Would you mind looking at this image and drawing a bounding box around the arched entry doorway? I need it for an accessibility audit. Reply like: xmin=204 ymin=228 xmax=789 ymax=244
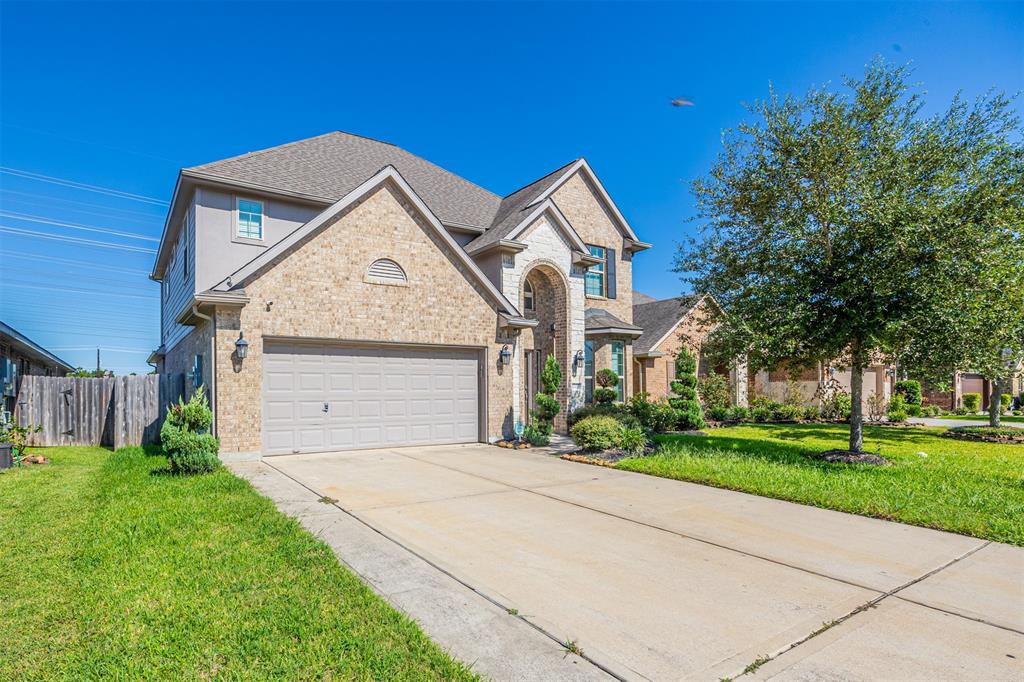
xmin=520 ymin=263 xmax=571 ymax=432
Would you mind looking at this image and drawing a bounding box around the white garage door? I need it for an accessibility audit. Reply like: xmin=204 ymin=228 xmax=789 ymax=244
xmin=263 ymin=343 xmax=480 ymax=455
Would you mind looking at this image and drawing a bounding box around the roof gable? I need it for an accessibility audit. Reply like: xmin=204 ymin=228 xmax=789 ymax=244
xmin=632 ymin=295 xmax=704 ymax=354
xmin=212 ymin=166 xmax=521 ymax=318
xmin=527 ymin=159 xmax=640 ymax=242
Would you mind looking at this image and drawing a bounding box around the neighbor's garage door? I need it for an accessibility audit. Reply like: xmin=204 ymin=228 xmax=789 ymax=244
xmin=263 ymin=343 xmax=480 ymax=455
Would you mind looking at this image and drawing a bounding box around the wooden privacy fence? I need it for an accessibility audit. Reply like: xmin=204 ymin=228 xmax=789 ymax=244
xmin=14 ymin=374 xmax=186 ymax=448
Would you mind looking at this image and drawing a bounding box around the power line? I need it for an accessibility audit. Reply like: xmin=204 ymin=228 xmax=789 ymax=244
xmin=0 ymin=188 xmax=165 ymax=220
xmin=1 ymin=123 xmax=179 ymax=163
xmin=3 ymin=250 xmax=151 ymax=275
xmin=0 ymin=225 xmax=157 ymax=253
xmin=0 ymin=167 xmax=169 ymax=206
xmin=2 ymin=282 xmax=157 ymax=300
xmin=0 ymin=210 xmax=160 ymax=242
xmin=48 ymin=347 xmax=153 ymax=353
xmin=10 ymin=270 xmax=157 ymax=289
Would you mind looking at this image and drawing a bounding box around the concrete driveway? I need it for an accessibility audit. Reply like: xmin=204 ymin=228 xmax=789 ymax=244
xmin=234 ymin=444 xmax=1022 ymax=681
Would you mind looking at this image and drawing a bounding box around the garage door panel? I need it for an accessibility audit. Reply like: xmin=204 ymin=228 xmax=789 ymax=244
xmin=263 ymin=343 xmax=480 ymax=455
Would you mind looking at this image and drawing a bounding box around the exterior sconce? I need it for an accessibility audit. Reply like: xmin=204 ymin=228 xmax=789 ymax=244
xmin=235 ymin=332 xmax=249 ymax=360
xmin=499 ymin=344 xmax=512 ymax=366
xmin=573 ymin=349 xmax=585 ymax=373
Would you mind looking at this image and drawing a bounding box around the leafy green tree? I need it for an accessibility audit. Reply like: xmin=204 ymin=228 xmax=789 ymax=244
xmin=677 ymin=59 xmax=1022 ymax=452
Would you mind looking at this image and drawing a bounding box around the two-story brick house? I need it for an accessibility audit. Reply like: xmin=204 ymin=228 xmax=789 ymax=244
xmin=150 ymin=132 xmax=649 ymax=457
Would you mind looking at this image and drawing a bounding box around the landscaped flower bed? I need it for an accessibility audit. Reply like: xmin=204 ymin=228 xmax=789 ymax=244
xmin=943 ymin=425 xmax=1024 ymax=444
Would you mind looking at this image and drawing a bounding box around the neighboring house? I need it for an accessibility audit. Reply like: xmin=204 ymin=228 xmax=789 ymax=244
xmin=921 ymin=364 xmax=1024 ymax=410
xmin=149 ymin=131 xmax=650 ymax=457
xmin=631 ymin=294 xmax=748 ymax=405
xmin=0 ymin=321 xmax=74 ymax=416
xmin=750 ymin=357 xmax=896 ymax=409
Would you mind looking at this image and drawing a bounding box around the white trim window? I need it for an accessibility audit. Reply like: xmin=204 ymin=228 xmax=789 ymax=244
xmin=236 ymin=198 xmax=264 ymax=240
xmin=523 ymin=279 xmax=535 ymax=314
xmin=584 ymin=341 xmax=595 ymax=403
xmin=611 ymin=341 xmax=625 ymax=401
xmin=585 ymin=244 xmax=606 ymax=296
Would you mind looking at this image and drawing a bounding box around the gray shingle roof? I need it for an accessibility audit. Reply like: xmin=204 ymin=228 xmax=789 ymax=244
xmin=466 ymin=160 xmax=578 ymax=252
xmin=585 ymin=308 xmax=642 ymax=333
xmin=632 ymin=291 xmax=657 ymax=304
xmin=186 ymin=131 xmax=502 ymax=229
xmin=632 ymin=295 xmax=700 ymax=353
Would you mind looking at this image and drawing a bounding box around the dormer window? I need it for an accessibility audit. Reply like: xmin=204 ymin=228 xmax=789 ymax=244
xmin=236 ymin=198 xmax=264 ymax=240
xmin=523 ymin=280 xmax=535 ymax=314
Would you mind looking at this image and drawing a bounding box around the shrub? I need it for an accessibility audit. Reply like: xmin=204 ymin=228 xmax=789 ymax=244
xmin=617 ymin=426 xmax=647 ymax=457
xmin=534 ymin=393 xmax=560 ymax=422
xmin=1001 ymin=393 xmax=1012 ymax=414
xmin=522 ymin=422 xmax=550 ymax=446
xmin=866 ymin=392 xmax=888 ymax=422
xmin=540 ymin=354 xmax=562 ymax=396
xmin=906 ymin=403 xmax=922 ymax=417
xmin=887 ymin=394 xmax=908 ymax=423
xmin=571 ymin=416 xmax=621 ymax=451
xmin=802 ymin=405 xmax=821 ymax=421
xmin=821 ymin=391 xmax=852 ymax=421
xmin=668 ymin=349 xmax=705 ymax=428
xmin=894 ymin=380 xmax=922 ymax=405
xmin=953 ymin=406 xmax=969 ymax=415
xmin=962 ymin=392 xmax=981 ymax=412
xmin=569 ymin=403 xmax=621 ymax=426
xmin=160 ymin=388 xmax=219 ymax=474
xmin=772 ymin=403 xmax=802 ymax=421
xmin=707 ymin=406 xmax=731 ymax=422
xmin=751 ymin=406 xmax=772 ymax=422
xmin=729 ymin=405 xmax=751 ymax=421
xmin=628 ymin=393 xmax=675 ymax=432
xmin=697 ymin=374 xmax=730 ymax=410
xmin=596 ymin=368 xmax=619 ymax=389
xmin=528 ymin=355 xmax=562 ymax=438
xmin=593 ymin=387 xmax=617 ymax=404
xmin=782 ymin=378 xmax=805 ymax=407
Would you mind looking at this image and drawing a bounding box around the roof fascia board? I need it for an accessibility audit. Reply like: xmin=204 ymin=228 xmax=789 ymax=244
xmin=524 ymin=159 xmax=640 ymax=241
xmin=212 ymin=166 xmax=521 ymax=317
xmin=585 ymin=326 xmax=644 ymax=338
xmin=0 ymin=322 xmax=75 ymax=372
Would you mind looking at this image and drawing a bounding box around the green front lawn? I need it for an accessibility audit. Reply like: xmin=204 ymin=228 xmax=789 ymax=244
xmin=0 ymin=446 xmax=476 ymax=681
xmin=617 ymin=424 xmax=1023 ymax=545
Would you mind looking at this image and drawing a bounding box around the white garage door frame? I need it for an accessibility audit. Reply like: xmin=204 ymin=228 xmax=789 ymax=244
xmin=261 ymin=337 xmax=489 ymax=456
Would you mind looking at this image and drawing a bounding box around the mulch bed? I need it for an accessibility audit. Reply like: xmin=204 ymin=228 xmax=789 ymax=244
xmin=561 ymin=444 xmax=656 ymax=467
xmin=812 ymin=449 xmax=890 ymax=465
xmin=942 ymin=429 xmax=1024 ymax=445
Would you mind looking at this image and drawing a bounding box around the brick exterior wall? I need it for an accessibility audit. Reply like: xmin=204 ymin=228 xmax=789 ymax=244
xmin=635 ymin=298 xmax=718 ymax=400
xmin=206 ymin=182 xmax=516 ymax=454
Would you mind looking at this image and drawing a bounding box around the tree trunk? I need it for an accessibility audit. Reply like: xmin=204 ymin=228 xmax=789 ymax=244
xmin=848 ymin=342 xmax=865 ymax=453
xmin=989 ymin=378 xmax=1002 ymax=428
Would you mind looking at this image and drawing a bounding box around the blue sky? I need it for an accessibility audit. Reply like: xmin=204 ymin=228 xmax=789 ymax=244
xmin=1 ymin=1 xmax=1021 ymax=375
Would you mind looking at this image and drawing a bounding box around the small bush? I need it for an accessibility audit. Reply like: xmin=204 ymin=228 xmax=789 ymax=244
xmin=923 ymin=405 xmax=943 ymax=417
xmin=569 ymin=403 xmax=625 ymax=426
xmin=571 ymin=416 xmax=621 ymax=451
xmin=707 ymin=406 xmax=731 ymax=422
xmin=534 ymin=393 xmax=560 ymax=421
xmin=617 ymin=426 xmax=647 ymax=457
xmin=674 ymin=404 xmax=706 ymax=430
xmin=752 ymin=406 xmax=773 ymax=422
xmin=821 ymin=391 xmax=852 ymax=421
xmin=626 ymin=393 xmax=676 ymax=432
xmin=1001 ymin=394 xmax=1011 ymax=413
xmin=596 ymin=368 xmax=619 ymax=389
xmin=887 ymin=394 xmax=908 ymax=422
xmin=669 ymin=349 xmax=704 ymax=427
xmin=772 ymin=403 xmax=802 ymax=421
xmin=697 ymin=374 xmax=730 ymax=410
xmin=962 ymin=392 xmax=981 ymax=412
xmin=160 ymin=388 xmax=219 ymax=474
xmin=593 ymin=387 xmax=618 ymax=404
xmin=894 ymin=380 xmax=922 ymax=405
xmin=802 ymin=405 xmax=821 ymax=420
xmin=522 ymin=422 xmax=550 ymax=446
xmin=729 ymin=405 xmax=751 ymax=421
xmin=906 ymin=403 xmax=922 ymax=417
xmin=953 ymin=406 xmax=969 ymax=416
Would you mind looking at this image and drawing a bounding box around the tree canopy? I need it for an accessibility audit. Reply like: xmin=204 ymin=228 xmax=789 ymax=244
xmin=677 ymin=59 xmax=1023 ymax=450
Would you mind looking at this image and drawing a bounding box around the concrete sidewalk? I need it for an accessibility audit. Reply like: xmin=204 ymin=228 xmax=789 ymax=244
xmin=910 ymin=416 xmax=1024 ymax=428
xmin=233 ymin=444 xmax=1023 ymax=681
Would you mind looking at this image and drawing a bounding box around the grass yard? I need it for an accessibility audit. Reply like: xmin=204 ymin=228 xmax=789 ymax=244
xmin=617 ymin=424 xmax=1024 ymax=545
xmin=0 ymin=446 xmax=476 ymax=681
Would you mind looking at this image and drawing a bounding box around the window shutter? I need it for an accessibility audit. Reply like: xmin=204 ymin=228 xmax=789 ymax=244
xmin=607 ymin=247 xmax=617 ymax=299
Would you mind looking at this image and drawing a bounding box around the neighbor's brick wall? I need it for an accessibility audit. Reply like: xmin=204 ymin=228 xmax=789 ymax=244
xmin=552 ymin=171 xmax=634 ymax=323
xmin=212 ymin=182 xmax=515 ymax=453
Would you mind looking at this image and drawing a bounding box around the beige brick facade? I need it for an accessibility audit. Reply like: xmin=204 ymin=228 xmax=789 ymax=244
xmin=634 ymin=298 xmax=718 ymax=400
xmin=199 ymin=182 xmax=515 ymax=454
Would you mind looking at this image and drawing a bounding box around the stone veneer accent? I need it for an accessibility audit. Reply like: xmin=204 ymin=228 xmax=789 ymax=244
xmin=206 ymin=182 xmax=516 ymax=454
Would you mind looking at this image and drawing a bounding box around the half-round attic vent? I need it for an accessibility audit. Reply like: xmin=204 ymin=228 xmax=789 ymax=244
xmin=366 ymin=258 xmax=407 ymax=284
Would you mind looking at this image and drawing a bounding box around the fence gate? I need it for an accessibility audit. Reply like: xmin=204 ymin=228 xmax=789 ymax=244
xmin=14 ymin=374 xmax=184 ymax=448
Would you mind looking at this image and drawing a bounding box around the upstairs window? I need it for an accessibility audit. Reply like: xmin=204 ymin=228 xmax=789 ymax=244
xmin=585 ymin=244 xmax=606 ymax=296
xmin=523 ymin=279 xmax=535 ymax=314
xmin=237 ymin=198 xmax=264 ymax=240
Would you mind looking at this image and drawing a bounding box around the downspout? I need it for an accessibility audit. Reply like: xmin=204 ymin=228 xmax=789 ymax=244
xmin=191 ymin=305 xmax=217 ymax=437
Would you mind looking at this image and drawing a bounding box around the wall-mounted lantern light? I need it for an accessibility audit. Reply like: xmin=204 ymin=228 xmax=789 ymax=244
xmin=499 ymin=344 xmax=512 ymax=366
xmin=573 ymin=349 xmax=585 ymax=374
xmin=235 ymin=332 xmax=249 ymax=360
